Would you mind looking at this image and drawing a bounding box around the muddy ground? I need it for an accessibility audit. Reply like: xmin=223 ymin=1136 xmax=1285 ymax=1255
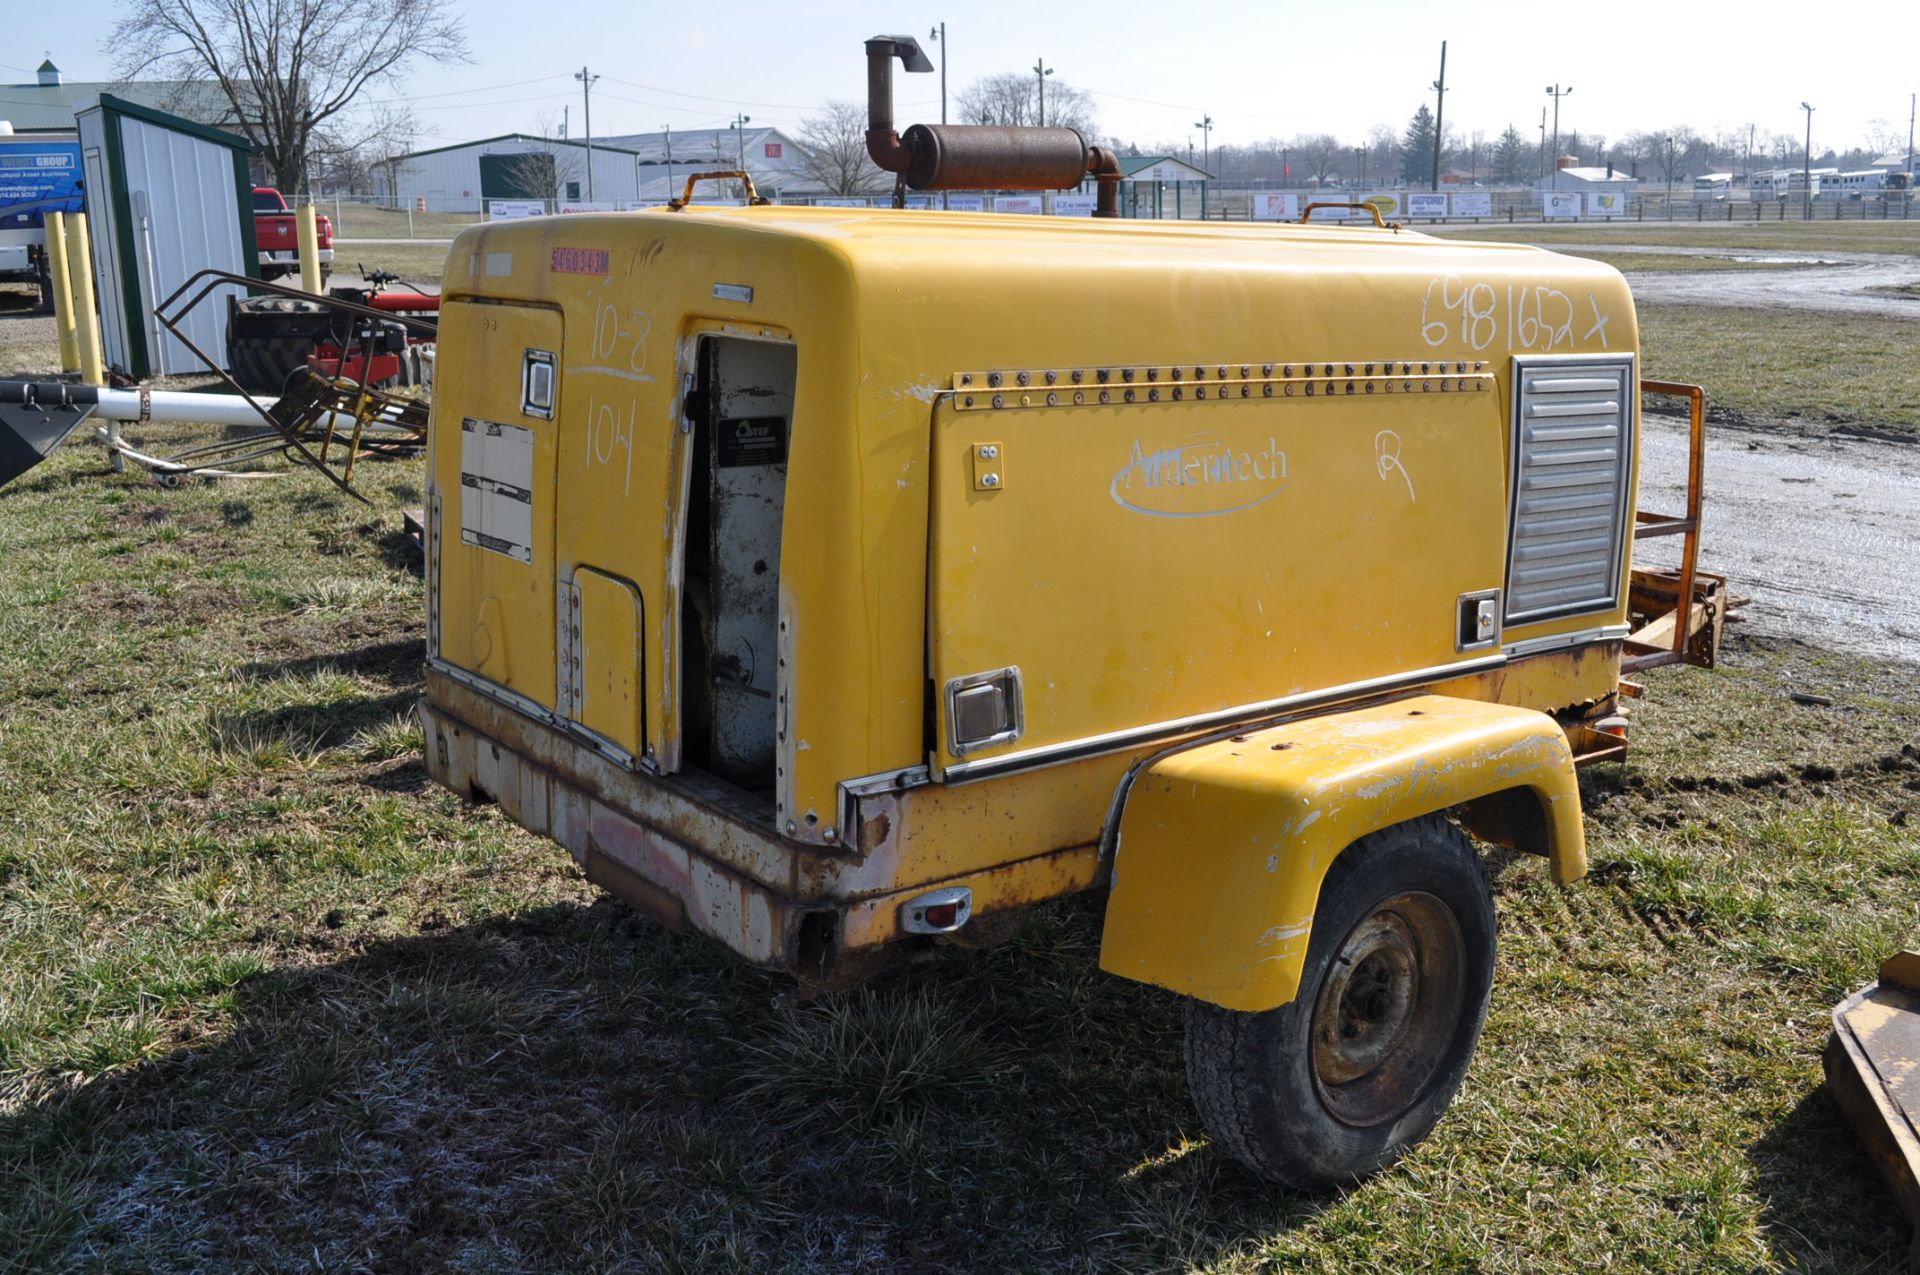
xmin=1562 ymin=243 xmax=1920 ymax=318
xmin=1639 ymin=414 xmax=1920 ymax=666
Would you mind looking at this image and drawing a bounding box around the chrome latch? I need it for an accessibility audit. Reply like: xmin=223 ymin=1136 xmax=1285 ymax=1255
xmin=946 ymin=666 xmax=1023 ymax=754
xmin=1457 ymin=589 xmax=1501 ymax=652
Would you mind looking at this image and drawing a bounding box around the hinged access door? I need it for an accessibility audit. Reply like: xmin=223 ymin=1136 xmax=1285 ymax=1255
xmin=431 ymin=300 xmax=563 ymax=708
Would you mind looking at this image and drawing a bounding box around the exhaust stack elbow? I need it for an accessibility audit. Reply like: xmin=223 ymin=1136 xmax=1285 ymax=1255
xmin=864 ymin=34 xmax=933 ymax=175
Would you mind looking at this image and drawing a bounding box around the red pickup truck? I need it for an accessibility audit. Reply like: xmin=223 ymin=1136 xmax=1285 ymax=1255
xmin=252 ymin=187 xmax=333 ymax=281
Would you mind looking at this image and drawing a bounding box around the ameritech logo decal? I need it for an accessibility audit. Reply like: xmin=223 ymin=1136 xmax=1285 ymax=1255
xmin=549 ymin=247 xmax=610 ymax=275
xmin=1110 ymin=434 xmax=1288 ymax=519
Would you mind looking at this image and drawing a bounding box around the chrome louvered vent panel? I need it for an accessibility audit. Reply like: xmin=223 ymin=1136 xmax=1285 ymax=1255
xmin=1504 ymin=355 xmax=1635 ymax=625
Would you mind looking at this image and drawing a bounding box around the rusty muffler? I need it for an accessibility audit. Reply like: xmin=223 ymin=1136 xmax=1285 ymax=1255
xmin=864 ymin=35 xmax=1121 ymax=216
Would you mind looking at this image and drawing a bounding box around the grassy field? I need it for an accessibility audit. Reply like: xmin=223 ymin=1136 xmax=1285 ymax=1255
xmin=2 ymin=413 xmax=1919 ymax=1271
xmin=1431 ymin=218 xmax=1920 ymax=256
xmin=1640 ymin=304 xmax=1920 ymax=432
xmin=321 ymin=201 xmax=482 ymax=242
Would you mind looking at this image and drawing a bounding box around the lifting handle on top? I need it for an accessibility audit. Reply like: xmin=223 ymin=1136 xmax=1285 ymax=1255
xmin=1298 ymin=201 xmax=1398 ymax=229
xmin=666 ymin=171 xmax=772 ymax=210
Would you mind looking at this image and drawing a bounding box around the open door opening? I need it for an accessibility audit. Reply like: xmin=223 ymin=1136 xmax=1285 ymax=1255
xmin=679 ymin=334 xmax=796 ymax=796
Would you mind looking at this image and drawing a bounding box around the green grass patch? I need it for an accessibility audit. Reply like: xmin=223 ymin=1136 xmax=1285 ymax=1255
xmin=1638 ymin=302 xmax=1920 ymax=431
xmin=1432 ymin=218 xmax=1920 ymax=256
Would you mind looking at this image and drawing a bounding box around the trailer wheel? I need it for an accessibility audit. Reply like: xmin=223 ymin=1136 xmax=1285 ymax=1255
xmin=1184 ymin=814 xmax=1494 ymax=1189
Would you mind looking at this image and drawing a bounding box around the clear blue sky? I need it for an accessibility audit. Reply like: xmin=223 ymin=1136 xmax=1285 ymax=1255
xmin=7 ymin=0 xmax=1916 ymax=157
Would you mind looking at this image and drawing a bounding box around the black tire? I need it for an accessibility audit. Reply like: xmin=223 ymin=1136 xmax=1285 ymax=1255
xmin=228 ymin=333 xmax=315 ymax=393
xmin=1184 ymin=813 xmax=1495 ymax=1189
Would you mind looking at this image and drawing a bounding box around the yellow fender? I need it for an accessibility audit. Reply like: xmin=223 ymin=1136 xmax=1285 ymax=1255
xmin=1099 ymin=693 xmax=1584 ymax=1012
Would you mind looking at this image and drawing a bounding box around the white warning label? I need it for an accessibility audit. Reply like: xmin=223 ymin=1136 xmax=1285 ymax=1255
xmin=459 ymin=416 xmax=534 ymax=562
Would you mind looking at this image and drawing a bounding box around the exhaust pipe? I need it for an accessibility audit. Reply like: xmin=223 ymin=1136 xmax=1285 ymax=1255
xmin=863 ymin=35 xmax=1122 ymax=217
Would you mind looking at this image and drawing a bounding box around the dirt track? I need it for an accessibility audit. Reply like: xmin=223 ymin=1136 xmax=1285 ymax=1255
xmin=1552 ymin=243 xmax=1920 ymax=318
xmin=1638 ymin=414 xmax=1920 ymax=666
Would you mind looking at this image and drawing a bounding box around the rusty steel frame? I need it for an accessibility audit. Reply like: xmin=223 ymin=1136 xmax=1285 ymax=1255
xmin=140 ymin=268 xmax=438 ymax=502
xmin=1623 ymin=379 xmax=1712 ymax=674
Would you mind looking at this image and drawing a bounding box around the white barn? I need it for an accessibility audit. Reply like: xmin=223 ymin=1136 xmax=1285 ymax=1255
xmin=377 ymin=134 xmax=645 ymax=213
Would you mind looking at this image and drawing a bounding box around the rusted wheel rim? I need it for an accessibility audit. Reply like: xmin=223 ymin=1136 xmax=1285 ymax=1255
xmin=1309 ymin=891 xmax=1465 ymax=1128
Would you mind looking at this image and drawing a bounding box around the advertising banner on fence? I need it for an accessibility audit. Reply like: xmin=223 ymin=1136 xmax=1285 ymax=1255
xmin=1542 ymin=192 xmax=1582 ymax=218
xmin=1406 ymin=192 xmax=1449 ymax=219
xmin=620 ymin=200 xmax=670 ymax=211
xmin=1250 ymin=192 xmax=1298 ymax=221
xmin=1364 ymin=191 xmax=1404 ymax=219
xmin=813 ymin=197 xmax=869 ymax=207
xmin=487 ymin=200 xmax=546 ymax=220
xmin=557 ymin=201 xmax=616 ymax=215
xmin=994 ymin=195 xmax=1043 ymax=214
xmin=1051 ymin=194 xmax=1097 ymax=217
xmin=941 ymin=194 xmax=987 ymax=212
xmin=1587 ymin=192 xmax=1627 ymax=218
xmin=1309 ymin=199 xmax=1350 ymax=220
xmin=1450 ymin=191 xmax=1492 ymax=218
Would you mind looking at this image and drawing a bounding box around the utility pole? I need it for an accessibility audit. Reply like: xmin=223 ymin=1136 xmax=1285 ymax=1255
xmin=1430 ymin=41 xmax=1448 ymax=192
xmin=1194 ymin=114 xmax=1213 ymax=175
xmin=1745 ymin=123 xmax=1753 ymax=188
xmin=575 ymin=67 xmax=600 ymax=202
xmin=1355 ymin=143 xmax=1366 ymax=190
xmin=1538 ymin=107 xmax=1547 ymax=180
xmin=730 ymin=113 xmax=752 ymax=171
xmin=561 ymin=104 xmax=568 ymax=140
xmin=662 ymin=123 xmax=673 ymax=203
xmin=1801 ymin=101 xmax=1814 ymax=220
xmin=1033 ymin=57 xmax=1053 ymax=126
xmin=1545 ymin=84 xmax=1572 ymax=190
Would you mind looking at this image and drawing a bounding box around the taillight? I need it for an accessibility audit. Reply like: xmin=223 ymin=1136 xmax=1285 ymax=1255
xmin=901 ymin=887 xmax=973 ymax=935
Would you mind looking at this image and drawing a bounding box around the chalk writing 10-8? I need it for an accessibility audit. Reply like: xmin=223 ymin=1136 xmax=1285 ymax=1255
xmin=1419 ymin=276 xmax=1596 ymax=352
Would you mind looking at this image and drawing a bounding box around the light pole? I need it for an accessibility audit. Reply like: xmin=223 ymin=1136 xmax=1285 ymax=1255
xmin=1355 ymin=144 xmax=1366 ymax=190
xmin=662 ymin=123 xmax=673 ymax=203
xmin=730 ymin=113 xmax=752 ymax=169
xmin=1194 ymin=114 xmax=1213 ymax=175
xmin=1033 ymin=58 xmax=1053 ymax=126
xmin=574 ymin=67 xmax=600 ymax=202
xmin=1430 ymin=40 xmax=1448 ymax=192
xmin=1801 ymin=101 xmax=1814 ymax=220
xmin=928 ymin=24 xmax=947 ymax=124
xmin=1545 ymin=84 xmax=1572 ymax=190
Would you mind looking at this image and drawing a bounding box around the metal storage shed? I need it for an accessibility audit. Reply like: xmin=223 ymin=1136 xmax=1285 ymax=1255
xmin=74 ymin=94 xmax=257 ymax=380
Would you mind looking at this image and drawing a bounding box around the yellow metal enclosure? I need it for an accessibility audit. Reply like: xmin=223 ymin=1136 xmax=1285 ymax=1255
xmin=420 ymin=203 xmax=1648 ymax=999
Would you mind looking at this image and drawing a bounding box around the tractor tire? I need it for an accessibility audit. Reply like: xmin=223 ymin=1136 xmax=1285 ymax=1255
xmin=226 ymin=297 xmax=328 ymax=393
xmin=1184 ymin=814 xmax=1495 ymax=1190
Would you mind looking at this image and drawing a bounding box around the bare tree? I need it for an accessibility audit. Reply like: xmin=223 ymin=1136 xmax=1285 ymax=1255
xmin=956 ymin=72 xmax=1099 ymax=138
xmin=796 ymin=100 xmax=888 ymax=196
xmin=109 ymin=0 xmax=470 ymax=192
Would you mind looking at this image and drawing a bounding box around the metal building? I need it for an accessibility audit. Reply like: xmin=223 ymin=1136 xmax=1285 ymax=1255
xmin=377 ymin=135 xmax=645 ymax=213
xmin=74 ymin=94 xmax=255 ymax=380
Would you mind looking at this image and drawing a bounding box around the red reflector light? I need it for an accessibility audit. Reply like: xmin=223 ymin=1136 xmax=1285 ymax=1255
xmin=922 ymin=902 xmax=959 ymax=929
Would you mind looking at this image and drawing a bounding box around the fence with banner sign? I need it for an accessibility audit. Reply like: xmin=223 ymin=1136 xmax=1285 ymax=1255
xmin=1450 ymin=192 xmax=1492 ymax=218
xmin=1587 ymin=192 xmax=1627 ymax=218
xmin=1406 ymin=192 xmax=1448 ymax=219
xmin=942 ymin=194 xmax=987 ymax=212
xmin=620 ymin=200 xmax=670 ymax=211
xmin=487 ymin=199 xmax=547 ymax=220
xmin=813 ymin=197 xmax=870 ymax=207
xmin=994 ymin=195 xmax=1043 ymax=215
xmin=557 ymin=201 xmax=616 ymax=215
xmin=1364 ymin=192 xmax=1405 ymax=219
xmin=1051 ymin=194 xmax=1097 ymax=217
xmin=1251 ymin=192 xmax=1298 ymax=221
xmin=1542 ymin=192 xmax=1582 ymax=219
